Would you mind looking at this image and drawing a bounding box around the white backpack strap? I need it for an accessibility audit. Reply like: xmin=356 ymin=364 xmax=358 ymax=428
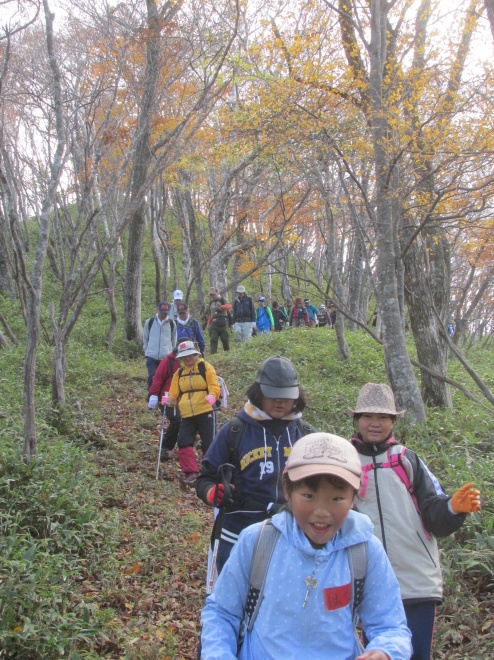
xmin=348 ymin=541 xmax=367 ymax=654
xmin=239 ymin=520 xmax=281 ymax=644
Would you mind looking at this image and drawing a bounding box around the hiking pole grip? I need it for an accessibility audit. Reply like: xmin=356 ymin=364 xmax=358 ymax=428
xmin=215 ymin=463 xmax=235 ymax=508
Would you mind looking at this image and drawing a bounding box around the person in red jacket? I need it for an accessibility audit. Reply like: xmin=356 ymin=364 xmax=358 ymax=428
xmin=148 ymin=348 xmax=181 ymax=460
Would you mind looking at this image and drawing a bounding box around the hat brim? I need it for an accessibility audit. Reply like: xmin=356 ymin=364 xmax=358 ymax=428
xmin=260 ymin=383 xmax=299 ymax=399
xmin=177 ymin=349 xmax=200 ymax=358
xmin=348 ymin=406 xmax=404 ymax=416
xmin=287 ymin=464 xmax=361 ymax=489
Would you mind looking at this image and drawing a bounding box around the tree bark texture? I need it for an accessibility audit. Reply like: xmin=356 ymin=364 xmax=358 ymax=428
xmin=124 ymin=0 xmax=162 ymax=342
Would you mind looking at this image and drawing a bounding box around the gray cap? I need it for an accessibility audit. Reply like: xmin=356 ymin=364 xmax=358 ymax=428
xmin=236 ymin=285 xmax=246 ymax=293
xmin=255 ymin=356 xmax=299 ymax=399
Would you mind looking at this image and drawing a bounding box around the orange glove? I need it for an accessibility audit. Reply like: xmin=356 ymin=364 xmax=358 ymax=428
xmin=450 ymin=482 xmax=481 ymax=514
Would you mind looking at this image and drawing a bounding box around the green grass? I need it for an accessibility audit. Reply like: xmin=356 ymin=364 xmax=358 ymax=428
xmin=1 ymin=306 xmax=493 ymax=657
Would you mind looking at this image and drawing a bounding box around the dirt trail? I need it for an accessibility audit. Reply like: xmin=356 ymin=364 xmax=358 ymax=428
xmin=87 ymin=373 xmax=215 ymax=658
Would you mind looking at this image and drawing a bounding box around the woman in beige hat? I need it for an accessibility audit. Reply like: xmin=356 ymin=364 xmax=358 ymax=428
xmin=350 ymin=383 xmax=481 ymax=660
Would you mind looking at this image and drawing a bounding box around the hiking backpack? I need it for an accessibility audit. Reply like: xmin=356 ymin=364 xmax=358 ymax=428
xmin=358 ymin=444 xmax=431 ymax=540
xmin=177 ymin=361 xmax=224 ymax=408
xmin=147 ymin=317 xmax=176 ymax=334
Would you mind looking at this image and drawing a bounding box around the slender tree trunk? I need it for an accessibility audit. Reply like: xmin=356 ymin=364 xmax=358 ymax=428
xmin=23 ymin=0 xmax=67 ymax=458
xmin=176 ymin=172 xmax=205 ymax=306
xmin=347 ymin=232 xmax=364 ymax=331
xmin=124 ymin=0 xmax=162 ymax=342
xmin=366 ymin=1 xmax=425 ymax=419
xmin=323 ymin=192 xmax=349 ymax=360
xmin=50 ymin=302 xmax=66 ymax=406
xmin=0 ymin=206 xmax=12 ymax=296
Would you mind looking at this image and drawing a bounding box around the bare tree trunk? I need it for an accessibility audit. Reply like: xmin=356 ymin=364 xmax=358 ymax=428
xmin=124 ymin=0 xmax=162 ymax=343
xmin=0 ymin=312 xmax=18 ymax=345
xmin=485 ymin=0 xmax=494 ymax=44
xmin=347 ymin=231 xmax=365 ymax=331
xmin=325 ymin=201 xmax=349 ymax=360
xmin=278 ymin=247 xmax=292 ymax=304
xmin=149 ymin=182 xmax=166 ymax=301
xmin=23 ymin=0 xmax=67 ymax=457
xmin=50 ymin=302 xmax=66 ymax=406
xmin=365 ymin=0 xmax=425 ymax=419
xmin=0 ymin=206 xmax=13 ymax=296
xmin=403 ymin=228 xmax=452 ymax=407
xmin=100 ymin=251 xmax=118 ymax=347
xmin=174 ymin=172 xmax=205 ymax=306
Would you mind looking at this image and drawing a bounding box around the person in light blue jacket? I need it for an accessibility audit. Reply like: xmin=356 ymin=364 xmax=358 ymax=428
xmin=201 ymin=432 xmax=411 ymax=660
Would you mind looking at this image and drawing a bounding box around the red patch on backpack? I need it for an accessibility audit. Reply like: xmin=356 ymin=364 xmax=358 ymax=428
xmin=323 ymin=583 xmax=351 ymax=611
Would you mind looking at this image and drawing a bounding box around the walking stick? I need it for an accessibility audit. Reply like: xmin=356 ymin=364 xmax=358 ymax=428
xmin=206 ymin=462 xmax=234 ymax=594
xmin=155 ymin=403 xmax=167 ymax=480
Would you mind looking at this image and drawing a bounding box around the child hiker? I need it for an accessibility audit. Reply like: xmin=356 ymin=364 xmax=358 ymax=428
xmin=196 ymin=356 xmax=315 ymax=576
xmin=164 ymin=340 xmax=220 ymax=485
xmin=350 ymin=383 xmax=481 ymax=660
xmin=200 ymin=432 xmax=412 ymax=659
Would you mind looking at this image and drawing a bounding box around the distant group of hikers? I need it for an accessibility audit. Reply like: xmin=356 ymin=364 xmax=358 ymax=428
xmin=142 ymin=286 xmax=482 ymax=660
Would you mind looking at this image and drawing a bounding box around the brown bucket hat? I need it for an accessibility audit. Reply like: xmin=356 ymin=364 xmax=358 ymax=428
xmin=349 ymin=383 xmax=404 ymax=416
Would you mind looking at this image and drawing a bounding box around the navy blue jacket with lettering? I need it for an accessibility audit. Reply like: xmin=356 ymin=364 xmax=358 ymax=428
xmin=197 ymin=406 xmax=313 ymax=545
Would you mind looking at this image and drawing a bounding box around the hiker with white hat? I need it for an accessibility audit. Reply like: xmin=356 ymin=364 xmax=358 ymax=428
xmin=164 ymin=341 xmax=220 ymax=485
xmin=168 ymin=289 xmax=184 ymax=321
xmin=232 ymin=285 xmax=256 ymax=342
xmin=201 ymin=432 xmax=412 ymax=659
xmin=350 ymin=383 xmax=481 ymax=660
xmin=316 ymin=304 xmax=332 ymax=328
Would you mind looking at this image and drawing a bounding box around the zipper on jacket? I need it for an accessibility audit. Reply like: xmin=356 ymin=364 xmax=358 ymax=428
xmin=274 ymin=438 xmax=280 ymax=502
xmin=416 ymin=531 xmax=437 ymax=567
xmin=373 ymin=458 xmax=387 ymax=551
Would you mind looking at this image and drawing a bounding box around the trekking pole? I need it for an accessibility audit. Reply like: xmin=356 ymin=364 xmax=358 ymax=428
xmin=206 ymin=462 xmax=234 ymax=594
xmin=155 ymin=397 xmax=168 ymax=480
xmin=212 ymin=404 xmax=218 ymax=437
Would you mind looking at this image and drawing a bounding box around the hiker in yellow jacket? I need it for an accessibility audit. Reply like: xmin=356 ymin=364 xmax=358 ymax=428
xmin=164 ymin=340 xmax=220 ymax=485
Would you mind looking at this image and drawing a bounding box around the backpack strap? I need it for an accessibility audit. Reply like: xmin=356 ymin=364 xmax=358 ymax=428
xmin=239 ymin=520 xmax=281 ymax=645
xmin=148 ymin=317 xmax=155 ymax=333
xmin=296 ymin=420 xmax=314 ymax=436
xmin=227 ymin=416 xmax=244 ymax=466
xmin=358 ymin=446 xmax=432 ymax=541
xmin=348 ymin=541 xmax=367 ymax=655
xmin=348 ymin=542 xmax=367 ymax=617
xmin=178 ymin=362 xmax=209 ymax=394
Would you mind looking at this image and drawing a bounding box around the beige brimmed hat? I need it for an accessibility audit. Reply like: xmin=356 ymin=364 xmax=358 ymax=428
xmin=285 ymin=433 xmax=361 ymax=489
xmin=350 ymin=383 xmax=404 ymax=415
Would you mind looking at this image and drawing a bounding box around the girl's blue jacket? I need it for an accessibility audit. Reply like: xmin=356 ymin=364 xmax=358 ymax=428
xmin=201 ymin=509 xmax=412 ymax=659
